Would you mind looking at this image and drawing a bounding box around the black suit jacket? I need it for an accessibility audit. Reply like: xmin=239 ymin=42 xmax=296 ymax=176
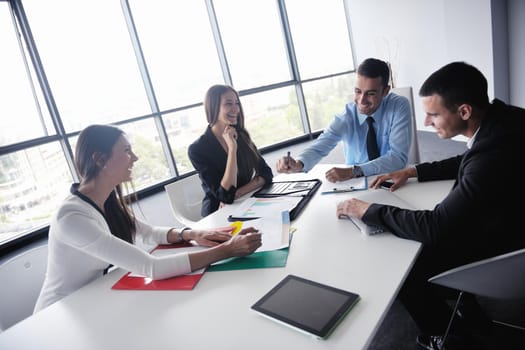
xmin=364 ymin=99 xmax=525 ymax=271
xmin=188 ymin=126 xmax=273 ymax=217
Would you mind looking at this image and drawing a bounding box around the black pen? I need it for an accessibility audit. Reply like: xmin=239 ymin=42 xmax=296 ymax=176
xmin=321 ymin=187 xmax=367 ymax=195
xmin=285 ymin=151 xmax=291 ymax=168
xmin=228 ymin=215 xmax=260 ymax=222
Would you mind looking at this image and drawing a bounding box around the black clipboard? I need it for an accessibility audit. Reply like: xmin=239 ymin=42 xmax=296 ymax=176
xmin=251 ymin=179 xmax=321 ymax=220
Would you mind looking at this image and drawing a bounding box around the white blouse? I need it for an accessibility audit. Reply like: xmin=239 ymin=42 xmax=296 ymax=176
xmin=34 ymin=194 xmax=191 ymax=312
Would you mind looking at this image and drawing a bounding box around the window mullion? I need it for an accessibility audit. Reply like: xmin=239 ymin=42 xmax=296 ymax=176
xmin=120 ymin=0 xmax=178 ymax=176
xmin=10 ymin=0 xmax=77 ymax=181
xmin=206 ymin=0 xmax=231 ymax=86
xmin=277 ymin=0 xmax=311 ymax=135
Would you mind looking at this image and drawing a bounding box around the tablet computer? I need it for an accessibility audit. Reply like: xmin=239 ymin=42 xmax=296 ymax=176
xmin=251 ymin=274 xmax=360 ymax=339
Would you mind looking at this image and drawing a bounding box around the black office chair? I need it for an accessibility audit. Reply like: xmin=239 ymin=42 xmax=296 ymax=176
xmin=428 ymin=248 xmax=525 ymax=349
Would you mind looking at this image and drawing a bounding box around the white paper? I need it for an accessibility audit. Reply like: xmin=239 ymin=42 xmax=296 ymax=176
xmin=321 ymin=176 xmax=367 ymax=193
xmin=230 ymin=197 xmax=301 ymax=219
xmin=248 ymin=215 xmax=290 ymax=252
xmin=211 ymin=212 xmax=290 ymax=265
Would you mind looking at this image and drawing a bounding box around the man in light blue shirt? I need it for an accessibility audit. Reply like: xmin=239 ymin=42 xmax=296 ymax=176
xmin=276 ymin=58 xmax=412 ymax=182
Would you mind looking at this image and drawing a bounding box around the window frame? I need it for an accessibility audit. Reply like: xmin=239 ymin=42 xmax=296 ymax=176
xmin=0 ymin=0 xmax=356 ymax=252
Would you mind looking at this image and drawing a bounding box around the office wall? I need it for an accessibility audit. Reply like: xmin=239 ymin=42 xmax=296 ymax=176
xmin=344 ymin=0 xmax=520 ymax=134
xmin=509 ymin=0 xmax=525 ymax=108
xmin=491 ymin=0 xmax=510 ymax=104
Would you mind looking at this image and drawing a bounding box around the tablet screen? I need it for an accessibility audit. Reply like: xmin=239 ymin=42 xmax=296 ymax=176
xmin=251 ymin=275 xmax=360 ymax=339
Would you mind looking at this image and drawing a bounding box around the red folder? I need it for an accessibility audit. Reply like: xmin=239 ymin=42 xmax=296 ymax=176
xmin=111 ymin=243 xmax=205 ymax=291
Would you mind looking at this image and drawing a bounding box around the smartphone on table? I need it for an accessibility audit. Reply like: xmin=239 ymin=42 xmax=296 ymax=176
xmin=380 ymin=181 xmax=394 ymax=190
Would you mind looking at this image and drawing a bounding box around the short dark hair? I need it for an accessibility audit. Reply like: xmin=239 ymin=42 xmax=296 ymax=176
xmin=419 ymin=61 xmax=490 ymax=112
xmin=357 ymin=58 xmax=390 ymax=89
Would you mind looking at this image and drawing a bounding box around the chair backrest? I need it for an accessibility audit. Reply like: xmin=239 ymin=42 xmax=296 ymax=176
xmin=0 ymin=239 xmax=48 ymax=332
xmin=164 ymin=173 xmax=204 ymax=227
xmin=391 ymin=86 xmax=421 ymax=165
xmin=429 ymin=248 xmax=525 ymax=300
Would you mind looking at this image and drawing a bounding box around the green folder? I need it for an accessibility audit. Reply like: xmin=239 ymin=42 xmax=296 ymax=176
xmin=207 ymin=248 xmax=289 ymax=272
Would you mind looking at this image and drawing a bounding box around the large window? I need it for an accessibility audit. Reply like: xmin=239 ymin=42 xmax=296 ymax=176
xmin=129 ymin=1 xmax=224 ymax=110
xmin=213 ymin=0 xmax=291 ymax=89
xmin=0 ymin=1 xmax=52 ymax=146
xmin=0 ymin=0 xmax=355 ymax=246
xmin=23 ymin=0 xmax=152 ymax=132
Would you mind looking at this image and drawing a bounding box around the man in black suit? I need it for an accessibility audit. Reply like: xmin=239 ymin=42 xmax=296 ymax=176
xmin=336 ymin=61 xmax=525 ymax=349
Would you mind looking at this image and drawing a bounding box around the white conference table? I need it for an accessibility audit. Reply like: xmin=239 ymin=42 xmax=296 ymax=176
xmin=0 ymin=164 xmax=453 ymax=350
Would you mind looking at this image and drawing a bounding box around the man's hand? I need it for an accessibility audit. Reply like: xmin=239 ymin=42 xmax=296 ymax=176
xmin=370 ymin=167 xmax=417 ymax=191
xmin=276 ymin=156 xmax=303 ymax=173
xmin=336 ymin=198 xmax=370 ymax=220
xmin=325 ymin=167 xmax=354 ymax=182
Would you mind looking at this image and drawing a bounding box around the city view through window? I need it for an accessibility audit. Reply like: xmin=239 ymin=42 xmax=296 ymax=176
xmin=0 ymin=0 xmax=356 ymax=245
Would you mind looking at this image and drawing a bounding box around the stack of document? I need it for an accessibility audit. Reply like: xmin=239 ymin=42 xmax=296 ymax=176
xmin=229 ymin=197 xmax=301 ymax=222
xmin=210 ymin=211 xmax=291 ymax=270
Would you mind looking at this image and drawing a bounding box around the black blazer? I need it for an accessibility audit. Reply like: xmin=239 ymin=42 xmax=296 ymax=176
xmin=188 ymin=126 xmax=273 ymax=217
xmin=363 ymin=99 xmax=525 ymax=271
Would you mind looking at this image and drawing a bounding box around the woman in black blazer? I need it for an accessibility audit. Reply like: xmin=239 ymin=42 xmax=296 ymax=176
xmin=188 ymin=85 xmax=273 ymax=217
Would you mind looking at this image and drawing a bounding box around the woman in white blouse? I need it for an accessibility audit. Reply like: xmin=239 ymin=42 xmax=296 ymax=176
xmin=34 ymin=124 xmax=261 ymax=312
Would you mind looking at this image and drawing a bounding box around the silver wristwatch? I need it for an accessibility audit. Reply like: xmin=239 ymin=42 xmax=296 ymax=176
xmin=178 ymin=227 xmax=191 ymax=242
xmin=352 ymin=165 xmax=364 ymax=178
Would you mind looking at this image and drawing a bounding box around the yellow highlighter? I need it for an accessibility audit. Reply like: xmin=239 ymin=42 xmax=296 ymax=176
xmin=230 ymin=221 xmax=243 ymax=236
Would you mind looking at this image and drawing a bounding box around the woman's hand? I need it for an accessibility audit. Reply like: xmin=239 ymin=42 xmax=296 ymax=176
xmin=222 ymin=227 xmax=262 ymax=257
xmin=186 ymin=226 xmax=261 ymax=250
xmin=187 ymin=228 xmax=233 ymax=247
xmin=235 ymin=175 xmax=265 ymax=199
xmin=336 ymin=198 xmax=370 ymax=220
xmin=222 ymin=124 xmax=238 ymax=151
xmin=186 ymin=226 xmax=261 ymax=271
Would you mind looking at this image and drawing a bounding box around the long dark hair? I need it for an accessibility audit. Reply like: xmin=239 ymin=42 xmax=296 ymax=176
xmin=75 ymin=124 xmax=136 ymax=243
xmin=204 ymin=85 xmax=261 ymax=181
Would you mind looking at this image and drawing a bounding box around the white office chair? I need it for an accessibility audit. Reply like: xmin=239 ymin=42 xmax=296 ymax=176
xmin=429 ymin=248 xmax=525 ymax=349
xmin=391 ymin=86 xmax=421 ymax=165
xmin=0 ymin=239 xmax=48 ymax=332
xmin=164 ymin=173 xmax=204 ymax=227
